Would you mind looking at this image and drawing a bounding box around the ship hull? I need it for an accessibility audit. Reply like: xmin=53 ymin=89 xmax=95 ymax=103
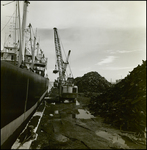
xmin=1 ymin=61 xmax=49 ymax=149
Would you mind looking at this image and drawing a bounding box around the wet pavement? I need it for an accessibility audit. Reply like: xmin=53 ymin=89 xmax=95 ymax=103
xmin=12 ymin=96 xmax=146 ymax=149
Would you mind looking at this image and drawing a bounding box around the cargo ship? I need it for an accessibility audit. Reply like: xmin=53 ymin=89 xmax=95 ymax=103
xmin=1 ymin=1 xmax=49 ymax=149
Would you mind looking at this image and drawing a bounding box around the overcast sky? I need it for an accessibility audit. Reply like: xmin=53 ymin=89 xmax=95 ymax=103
xmin=1 ymin=1 xmax=146 ymax=82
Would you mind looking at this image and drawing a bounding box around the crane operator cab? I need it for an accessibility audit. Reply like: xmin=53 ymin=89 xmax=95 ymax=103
xmin=61 ymin=77 xmax=78 ymax=103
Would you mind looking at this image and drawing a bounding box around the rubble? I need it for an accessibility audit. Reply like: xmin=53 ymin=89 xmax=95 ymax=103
xmin=88 ymin=60 xmax=146 ymax=137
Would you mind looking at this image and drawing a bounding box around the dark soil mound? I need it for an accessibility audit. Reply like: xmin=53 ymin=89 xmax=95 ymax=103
xmin=88 ymin=60 xmax=146 ymax=136
xmin=74 ymin=71 xmax=112 ymax=93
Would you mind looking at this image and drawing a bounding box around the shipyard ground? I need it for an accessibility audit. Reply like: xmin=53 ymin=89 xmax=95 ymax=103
xmin=29 ymin=95 xmax=145 ymax=149
xmin=12 ymin=95 xmax=146 ymax=149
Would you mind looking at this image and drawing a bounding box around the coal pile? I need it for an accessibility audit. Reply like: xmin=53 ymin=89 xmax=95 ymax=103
xmin=88 ymin=60 xmax=146 ymax=136
xmin=74 ymin=71 xmax=112 ymax=94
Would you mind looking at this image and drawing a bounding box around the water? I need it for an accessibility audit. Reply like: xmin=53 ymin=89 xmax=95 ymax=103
xmin=76 ymin=109 xmax=95 ymax=119
xmin=95 ymin=130 xmax=125 ymax=144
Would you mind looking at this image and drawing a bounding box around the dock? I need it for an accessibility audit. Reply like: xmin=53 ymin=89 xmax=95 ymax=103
xmin=12 ymin=95 xmax=146 ymax=149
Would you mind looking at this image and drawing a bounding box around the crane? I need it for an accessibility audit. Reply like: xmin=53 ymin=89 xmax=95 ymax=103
xmin=53 ymin=27 xmax=78 ymax=102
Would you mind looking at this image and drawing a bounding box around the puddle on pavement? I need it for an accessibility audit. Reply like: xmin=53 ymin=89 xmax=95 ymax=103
xmin=64 ymin=100 xmax=69 ymax=103
xmin=76 ymin=100 xmax=80 ymax=105
xmin=95 ymin=130 xmax=126 ymax=145
xmin=64 ymin=100 xmax=80 ymax=104
xmin=51 ymin=102 xmax=56 ymax=105
xmin=54 ymin=110 xmax=59 ymax=114
xmin=75 ymin=109 xmax=95 ymax=119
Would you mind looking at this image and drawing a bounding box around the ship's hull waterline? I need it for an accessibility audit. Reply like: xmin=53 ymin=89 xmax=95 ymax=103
xmin=1 ymin=61 xmax=49 ymax=148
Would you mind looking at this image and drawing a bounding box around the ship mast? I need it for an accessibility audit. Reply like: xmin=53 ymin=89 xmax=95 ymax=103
xmin=15 ymin=2 xmax=17 ymax=46
xmin=18 ymin=0 xmax=30 ymax=66
xmin=31 ymin=35 xmax=36 ymax=69
xmin=18 ymin=1 xmax=22 ymax=66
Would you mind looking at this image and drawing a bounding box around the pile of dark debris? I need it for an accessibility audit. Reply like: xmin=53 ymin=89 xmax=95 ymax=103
xmin=88 ymin=60 xmax=146 ymax=136
xmin=74 ymin=71 xmax=112 ymax=96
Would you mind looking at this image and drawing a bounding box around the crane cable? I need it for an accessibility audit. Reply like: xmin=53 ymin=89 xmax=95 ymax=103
xmin=61 ymin=40 xmax=74 ymax=78
xmin=28 ymin=25 xmax=38 ymax=51
xmin=68 ymin=63 xmax=74 ymax=78
xmin=58 ymin=31 xmax=74 ymax=78
xmin=1 ymin=1 xmax=16 ymax=32
xmin=1 ymin=5 xmax=17 ymax=48
xmin=2 ymin=1 xmax=15 ymax=6
xmin=57 ymin=31 xmax=68 ymax=79
xmin=1 ymin=8 xmax=17 ymax=32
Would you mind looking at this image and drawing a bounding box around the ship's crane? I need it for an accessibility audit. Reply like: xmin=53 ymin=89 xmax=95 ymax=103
xmin=53 ymin=27 xmax=71 ymax=84
xmin=53 ymin=27 xmax=78 ymax=102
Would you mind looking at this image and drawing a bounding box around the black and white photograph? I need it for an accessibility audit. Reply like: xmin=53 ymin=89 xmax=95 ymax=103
xmin=1 ymin=1 xmax=146 ymax=149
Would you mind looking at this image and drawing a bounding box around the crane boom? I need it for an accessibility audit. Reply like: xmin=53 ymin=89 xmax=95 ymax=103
xmin=53 ymin=27 xmax=65 ymax=83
